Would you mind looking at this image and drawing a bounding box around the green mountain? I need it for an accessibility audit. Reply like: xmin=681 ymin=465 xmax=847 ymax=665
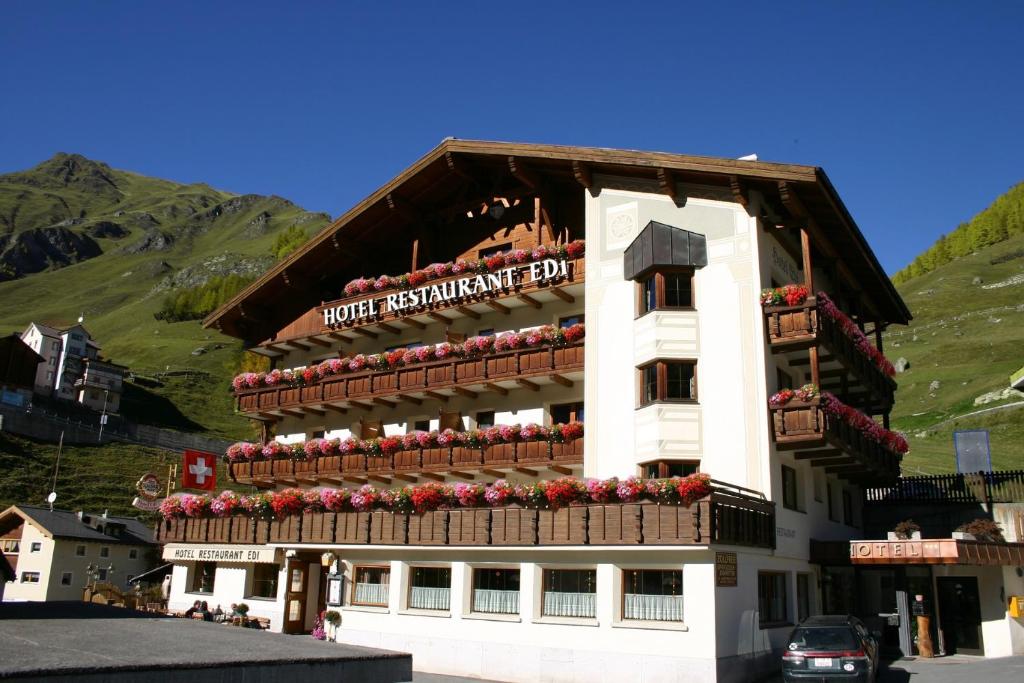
xmin=0 ymin=153 xmax=330 ymax=439
xmin=888 ymin=185 xmax=1024 ymax=474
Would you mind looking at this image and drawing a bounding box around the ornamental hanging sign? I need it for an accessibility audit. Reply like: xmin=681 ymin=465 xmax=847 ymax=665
xmin=132 ymin=473 xmax=163 ymax=512
xmin=322 ymin=257 xmax=570 ymax=327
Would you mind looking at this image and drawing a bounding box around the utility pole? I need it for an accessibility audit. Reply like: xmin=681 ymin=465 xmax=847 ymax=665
xmin=98 ymin=389 xmax=109 ymax=442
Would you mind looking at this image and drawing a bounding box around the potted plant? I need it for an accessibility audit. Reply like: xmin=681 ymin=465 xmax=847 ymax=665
xmin=953 ymin=518 xmax=1005 ymax=542
xmin=324 ymin=610 xmax=341 ymax=642
xmin=889 ymin=519 xmax=922 ymax=540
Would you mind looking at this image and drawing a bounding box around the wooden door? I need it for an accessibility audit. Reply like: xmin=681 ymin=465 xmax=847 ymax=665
xmin=283 ymin=560 xmax=308 ymax=634
xmin=937 ymin=577 xmax=984 ymax=655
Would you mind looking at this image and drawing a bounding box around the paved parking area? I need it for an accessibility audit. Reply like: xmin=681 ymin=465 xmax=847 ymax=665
xmin=877 ymin=655 xmax=1024 ymax=682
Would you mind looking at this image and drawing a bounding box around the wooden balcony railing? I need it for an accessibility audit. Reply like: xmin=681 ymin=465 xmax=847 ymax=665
xmin=229 ymin=438 xmax=584 ymax=486
xmin=771 ymin=399 xmax=901 ymax=482
xmin=155 ymin=489 xmax=775 ymax=549
xmin=234 ymin=342 xmax=585 ymax=415
xmin=764 ymin=297 xmax=895 ymax=409
xmin=864 ymin=470 xmax=1024 ymax=504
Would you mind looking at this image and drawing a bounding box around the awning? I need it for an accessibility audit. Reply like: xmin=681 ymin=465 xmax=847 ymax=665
xmin=163 ymin=544 xmax=279 ymax=564
xmin=849 ymin=539 xmax=1024 ymax=566
xmin=128 ymin=563 xmax=172 ymax=585
xmin=623 ymin=221 xmax=707 ymax=281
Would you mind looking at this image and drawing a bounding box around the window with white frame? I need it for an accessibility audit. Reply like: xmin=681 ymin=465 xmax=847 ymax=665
xmin=472 ymin=567 xmax=520 ymax=615
xmin=758 ymin=572 xmax=789 ymax=626
xmin=249 ymin=563 xmax=279 ymax=599
xmin=351 ymin=565 xmax=390 ymax=607
xmin=21 ymin=571 xmax=40 ymax=583
xmin=408 ymin=566 xmax=450 ymax=611
xmin=622 ymin=569 xmax=684 ymax=622
xmin=542 ymin=568 xmax=596 ymax=618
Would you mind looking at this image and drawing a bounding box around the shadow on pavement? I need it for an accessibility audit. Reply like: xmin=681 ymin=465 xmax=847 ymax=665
xmin=0 ymin=601 xmax=166 ymax=620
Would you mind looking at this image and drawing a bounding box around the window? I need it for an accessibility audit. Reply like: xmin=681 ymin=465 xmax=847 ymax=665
xmin=128 ymin=548 xmax=138 ymax=560
xmin=781 ymin=465 xmax=800 ymax=511
xmin=412 ymin=419 xmax=430 ymax=433
xmin=408 ymin=566 xmax=451 ymax=611
xmin=642 ymin=460 xmax=699 ymax=479
xmin=61 ymin=571 xmax=73 ymax=586
xmin=46 ymin=371 xmax=53 ymax=381
xmin=637 ymin=270 xmax=694 ymax=315
xmin=776 ymin=368 xmax=795 ymax=391
xmin=558 ymin=315 xmax=584 ymax=328
xmin=475 ymin=411 xmax=495 ymax=429
xmin=478 ymin=243 xmax=511 ymax=259
xmin=622 ymin=569 xmax=683 ymax=622
xmin=550 ymin=402 xmax=583 ymax=424
xmin=30 ymin=541 xmax=41 ymax=552
xmin=813 ymin=469 xmax=824 ymax=503
xmin=48 ymin=357 xmax=56 ymax=367
xmin=827 ymin=482 xmax=837 ymax=522
xmin=99 ymin=546 xmax=109 ymax=558
xmin=796 ymin=574 xmax=811 ymax=623
xmin=842 ymin=490 xmax=854 ymax=526
xmin=472 ymin=567 xmax=520 ymax=614
xmin=542 ymin=569 xmax=596 ymax=618
xmin=250 ymin=564 xmax=280 ymax=599
xmin=191 ymin=562 xmax=216 ymax=593
xmin=638 ymin=360 xmax=696 ymax=406
xmin=352 ymin=566 xmax=390 ymax=607
xmin=97 ymin=568 xmax=108 ymax=581
xmin=758 ymin=572 xmax=789 ymax=626
xmin=2 ymin=539 xmax=19 ymax=553
xmin=21 ymin=572 xmax=40 ymax=583
xmin=52 ymin=341 xmax=59 ymax=351
xmin=477 ymin=328 xmax=495 ymax=337
xmin=75 ymin=545 xmax=86 ymax=557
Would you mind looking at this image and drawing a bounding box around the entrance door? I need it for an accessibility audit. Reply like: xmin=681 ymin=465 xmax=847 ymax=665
xmin=857 ymin=568 xmax=901 ymax=656
xmin=937 ymin=577 xmax=984 ymax=655
xmin=284 ymin=560 xmax=308 ymax=634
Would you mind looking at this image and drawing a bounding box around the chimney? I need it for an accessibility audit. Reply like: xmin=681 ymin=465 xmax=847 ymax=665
xmin=102 ymin=509 xmax=108 ymax=519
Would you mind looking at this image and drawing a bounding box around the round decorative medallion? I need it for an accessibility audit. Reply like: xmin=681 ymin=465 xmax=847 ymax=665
xmin=136 ymin=473 xmax=162 ymax=501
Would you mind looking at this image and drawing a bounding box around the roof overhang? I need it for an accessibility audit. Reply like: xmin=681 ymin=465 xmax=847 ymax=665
xmin=814 ymin=538 xmax=1024 ymax=566
xmin=204 ymin=138 xmax=911 ymax=343
xmin=623 ymin=221 xmax=707 ymax=281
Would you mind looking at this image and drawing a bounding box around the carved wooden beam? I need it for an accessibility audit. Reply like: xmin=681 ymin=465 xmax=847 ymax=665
xmin=572 ymin=161 xmax=594 ymax=195
xmin=420 ymin=472 xmax=445 ymax=482
xmin=656 ymin=168 xmax=685 ymax=207
xmin=486 ymin=300 xmax=511 ymax=315
xmin=729 ymin=175 xmax=749 ymax=208
xmin=327 ymin=332 xmax=353 ymax=344
xmin=453 ymin=386 xmax=477 ymax=399
xmin=550 ymin=374 xmax=573 ymax=388
xmin=385 ymin=192 xmax=421 ymax=223
xmin=376 ymin=322 xmax=401 ymax=335
xmin=349 ymin=401 xmax=372 ymax=411
xmin=353 ymin=328 xmax=378 ymax=339
xmin=794 ymin=448 xmax=843 ymax=460
xmin=263 ymin=344 xmax=288 ymax=354
xmin=517 ymin=379 xmax=539 ymax=392
xmin=449 ymin=470 xmax=475 ymax=481
xmin=456 ymin=305 xmax=481 ymax=320
xmin=481 ymin=469 xmax=506 ymax=478
xmin=484 ymin=382 xmax=508 ymax=396
xmin=515 ymin=467 xmax=538 ymax=476
xmin=518 ymin=293 xmax=541 ymax=309
xmin=423 ymin=390 xmax=449 ymax=403
xmin=396 ymin=393 xmax=423 ymax=405
xmin=403 ymin=317 xmax=427 ymax=330
xmin=343 ymin=476 xmax=368 ymax=485
xmin=306 ymin=336 xmax=331 ymax=348
xmin=323 ymin=404 xmax=348 ymax=415
xmin=302 ymin=407 xmax=326 ymax=417
xmin=255 ymin=412 xmax=280 ymax=423
xmin=393 ymin=473 xmax=418 ymax=483
xmin=549 ymin=465 xmax=573 ymax=475
xmin=368 ymin=475 xmax=392 ymax=485
xmin=372 ymin=397 xmax=397 ymax=409
xmin=280 ymin=409 xmax=304 ymax=419
xmin=428 ymin=311 xmax=452 ymax=324
xmin=508 ymin=156 xmax=541 ymax=191
xmin=549 ymin=287 xmax=575 ymax=303
xmin=810 ymin=456 xmax=856 ymax=468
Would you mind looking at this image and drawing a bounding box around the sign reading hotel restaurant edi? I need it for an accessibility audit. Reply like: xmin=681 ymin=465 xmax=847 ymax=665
xmin=715 ymin=551 xmax=737 ymax=587
xmin=323 ymin=257 xmax=570 ymax=326
xmin=163 ymin=544 xmax=277 ymax=564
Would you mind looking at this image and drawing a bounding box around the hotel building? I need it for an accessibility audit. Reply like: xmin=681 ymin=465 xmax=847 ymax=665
xmin=160 ymin=140 xmax=917 ymax=681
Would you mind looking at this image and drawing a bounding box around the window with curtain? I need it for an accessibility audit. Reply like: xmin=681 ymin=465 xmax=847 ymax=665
xmin=472 ymin=567 xmax=520 ymax=615
xmin=637 ymin=269 xmax=695 ymax=315
xmin=352 ymin=566 xmax=390 ymax=607
xmin=409 ymin=566 xmax=451 ymax=611
xmin=638 ymin=361 xmax=697 ymax=406
xmin=190 ymin=562 xmax=216 ymax=593
xmin=622 ymin=569 xmax=684 ymax=622
xmin=249 ymin=564 xmax=279 ymax=599
xmin=542 ymin=569 xmax=596 ymax=618
xmin=642 ymin=460 xmax=699 ymax=479
xmin=758 ymin=572 xmax=789 ymax=625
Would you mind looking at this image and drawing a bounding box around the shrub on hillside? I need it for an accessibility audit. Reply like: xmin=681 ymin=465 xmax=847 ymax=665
xmin=154 ymin=274 xmax=253 ymax=322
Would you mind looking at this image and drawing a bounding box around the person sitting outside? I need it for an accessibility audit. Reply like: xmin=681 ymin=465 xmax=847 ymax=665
xmin=199 ymin=600 xmax=214 ymax=622
xmin=183 ymin=600 xmax=201 ymax=618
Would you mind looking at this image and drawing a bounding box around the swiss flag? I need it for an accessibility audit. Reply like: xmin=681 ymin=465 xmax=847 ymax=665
xmin=182 ymin=450 xmax=217 ymax=491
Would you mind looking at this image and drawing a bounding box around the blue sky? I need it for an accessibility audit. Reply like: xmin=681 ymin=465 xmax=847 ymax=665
xmin=1 ymin=1 xmax=1021 ymax=273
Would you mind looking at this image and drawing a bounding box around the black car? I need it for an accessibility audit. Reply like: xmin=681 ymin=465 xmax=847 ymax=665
xmin=782 ymin=615 xmax=880 ymax=682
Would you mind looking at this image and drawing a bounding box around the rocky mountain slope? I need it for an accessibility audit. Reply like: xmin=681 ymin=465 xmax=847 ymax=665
xmin=0 ymin=154 xmax=330 ymax=439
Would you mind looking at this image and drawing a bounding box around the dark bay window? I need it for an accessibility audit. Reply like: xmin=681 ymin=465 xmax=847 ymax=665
xmin=842 ymin=489 xmax=854 ymax=526
xmin=622 ymin=569 xmax=684 ymax=622
xmin=191 ymin=562 xmax=216 ymax=594
xmin=550 ymin=402 xmax=584 ymax=424
xmin=643 ymin=460 xmax=699 ymax=479
xmin=250 ymin=564 xmax=279 ymax=599
xmin=638 ymin=361 xmax=696 ymax=406
xmin=558 ymin=315 xmax=584 ymax=328
xmin=638 ymin=270 xmax=694 ymax=315
xmin=758 ymin=572 xmax=789 ymax=626
xmin=542 ymin=569 xmax=596 ymax=618
xmin=409 ymin=566 xmax=451 ymax=611
xmin=352 ymin=565 xmax=390 ymax=606
xmin=781 ymin=465 xmax=800 ymax=511
xmin=475 ymin=411 xmax=495 ymax=429
xmin=472 ymin=567 xmax=520 ymax=614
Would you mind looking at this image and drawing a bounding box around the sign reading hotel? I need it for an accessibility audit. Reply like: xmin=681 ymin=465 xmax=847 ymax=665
xmin=322 ymin=257 xmax=570 ymax=327
xmin=163 ymin=544 xmax=277 ymax=564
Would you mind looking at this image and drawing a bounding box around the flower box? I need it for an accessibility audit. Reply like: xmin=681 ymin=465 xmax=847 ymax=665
xmin=272 ymin=459 xmax=295 ymax=478
xmin=451 ymin=446 xmax=482 ymax=467
xmin=490 ymin=507 xmax=537 ymax=545
xmin=517 ymin=440 xmax=550 ymax=464
xmin=323 ymin=378 xmax=347 ymax=401
xmin=372 ymin=373 xmax=398 ymax=394
xmin=293 ymin=459 xmax=318 ymax=483
xmin=347 ymin=375 xmax=372 ymax=398
xmin=279 ymin=387 xmax=301 ymax=405
xmin=398 ymin=367 xmax=426 ymax=390
xmin=228 ymin=462 xmax=252 ymax=484
xmin=421 ymin=447 xmax=450 ymax=468
xmin=269 ymin=516 xmax=302 ymax=543
xmin=538 ymin=506 xmax=588 ymax=545
xmin=365 ymin=454 xmax=392 ymax=473
xmin=485 ymin=353 xmax=518 ymax=379
xmin=318 ymin=456 xmax=342 ymax=481
xmin=641 ymin=503 xmax=700 ymax=545
xmin=258 ymin=391 xmax=278 ymax=410
xmin=553 ymin=343 xmax=584 ymax=368
xmin=251 ymin=460 xmax=275 ymax=480
xmin=335 ymin=512 xmax=370 ymax=544
xmin=370 ymin=512 xmax=408 ymax=545
xmin=237 ymin=393 xmax=260 ymax=412
xmin=341 ymin=454 xmax=367 ymax=473
xmin=455 ymin=358 xmax=486 ymax=383
xmin=300 ymin=385 xmax=322 ymax=403
xmin=206 ymin=517 xmax=232 ymax=543
xmin=301 ymin=512 xmax=335 ymax=543
xmin=518 ymin=348 xmax=553 ymax=373
xmin=448 ymin=509 xmax=490 ymax=545
xmin=393 ymin=449 xmax=421 ymax=471
xmin=159 ymin=518 xmax=187 ymax=543
xmin=771 ymin=400 xmax=824 ymax=443
xmin=483 ymin=443 xmax=517 ymax=465
xmin=227 ymin=516 xmax=258 ymax=544
xmin=408 ymin=510 xmax=448 ymax=545
xmin=764 ymin=302 xmax=816 ymax=344
xmin=551 ymin=438 xmax=583 ymax=462
xmin=588 ymin=504 xmax=642 ymax=544
xmin=425 ymin=364 xmax=454 ymax=387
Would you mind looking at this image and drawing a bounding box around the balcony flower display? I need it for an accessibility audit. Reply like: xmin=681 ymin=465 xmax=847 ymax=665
xmin=320 ymin=487 xmax=350 ymax=512
xmin=616 ymin=476 xmax=645 ymax=503
xmin=210 ymin=491 xmax=241 ymax=517
xmin=338 ymin=239 xmax=585 ymax=300
xmin=816 ymin=292 xmax=896 ymax=377
xmin=261 ymin=440 xmax=288 ymax=460
xmin=270 ymin=488 xmax=305 ymax=518
xmin=760 ymin=284 xmax=809 ymax=307
xmin=485 ymin=479 xmax=514 ymax=506
xmin=542 ymin=477 xmax=588 ymax=509
xmin=180 ymin=494 xmax=210 ymax=518
xmin=159 ymin=496 xmax=184 ymax=520
xmin=586 ymin=477 xmax=619 ymax=503
xmin=225 ymin=442 xmax=259 ymax=463
xmin=303 ymin=439 xmax=324 ymax=461
xmin=436 ymin=429 xmax=459 ymax=447
xmin=350 ymin=484 xmax=379 ymax=512
xmin=241 ymin=492 xmax=273 ymax=519
xmin=454 ymin=482 xmax=486 ymax=507
xmin=302 ymin=489 xmax=325 ymax=512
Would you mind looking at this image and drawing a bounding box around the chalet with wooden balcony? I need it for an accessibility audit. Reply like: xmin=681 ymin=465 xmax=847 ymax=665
xmin=159 ymin=140 xmax=911 ymax=683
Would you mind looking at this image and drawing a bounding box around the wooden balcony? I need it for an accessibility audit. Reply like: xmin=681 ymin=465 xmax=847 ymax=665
xmin=764 ymin=297 xmax=895 ymax=412
xmin=155 ymin=486 xmax=775 ymax=549
xmin=235 ymin=342 xmax=585 ymax=417
xmin=229 ymin=437 xmax=584 ymax=487
xmin=771 ymin=399 xmax=901 ymax=483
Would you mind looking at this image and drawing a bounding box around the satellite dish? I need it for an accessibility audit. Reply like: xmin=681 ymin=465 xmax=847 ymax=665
xmin=46 ymin=492 xmax=57 ymax=511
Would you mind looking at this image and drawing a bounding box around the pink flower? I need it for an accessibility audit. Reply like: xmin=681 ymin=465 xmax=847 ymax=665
xmin=531 ymin=244 xmax=549 ymax=261
xmin=616 ymin=476 xmax=644 ymax=503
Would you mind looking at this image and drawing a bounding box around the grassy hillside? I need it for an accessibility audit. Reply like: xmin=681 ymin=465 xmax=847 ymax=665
xmin=0 ymin=154 xmax=330 ymax=439
xmin=888 ymin=232 xmax=1024 ymax=474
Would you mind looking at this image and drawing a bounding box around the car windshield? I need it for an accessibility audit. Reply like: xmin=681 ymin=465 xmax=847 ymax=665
xmin=788 ymin=626 xmax=859 ymax=651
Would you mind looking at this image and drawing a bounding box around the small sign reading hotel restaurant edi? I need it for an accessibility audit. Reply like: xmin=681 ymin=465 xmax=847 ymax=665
xmin=715 ymin=551 xmax=737 ymax=587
